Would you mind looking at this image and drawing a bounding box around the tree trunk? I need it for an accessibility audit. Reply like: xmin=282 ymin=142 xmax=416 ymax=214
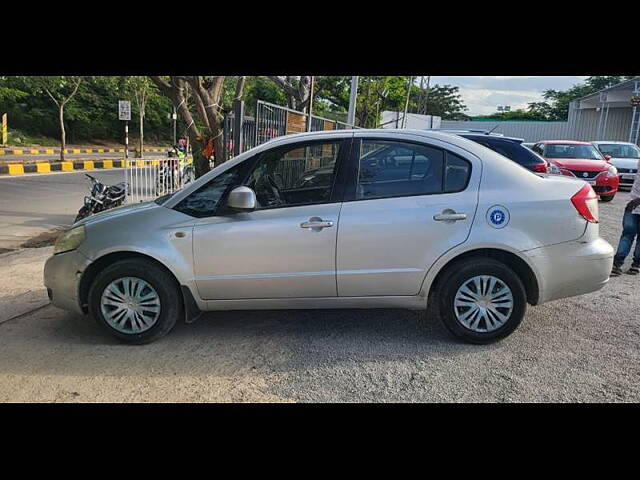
xmin=213 ymin=133 xmax=225 ymax=167
xmin=189 ymin=136 xmax=208 ymax=179
xmin=59 ymin=104 xmax=65 ymax=162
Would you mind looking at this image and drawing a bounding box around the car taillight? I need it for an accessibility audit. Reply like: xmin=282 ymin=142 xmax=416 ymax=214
xmin=533 ymin=163 xmax=548 ymax=173
xmin=571 ymin=184 xmax=599 ymax=223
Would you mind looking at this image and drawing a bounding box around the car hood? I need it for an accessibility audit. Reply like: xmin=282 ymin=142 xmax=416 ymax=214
xmin=546 ymin=157 xmax=608 ymax=171
xmin=609 ymin=157 xmax=640 ymax=170
xmin=73 ymin=201 xmax=158 ymax=227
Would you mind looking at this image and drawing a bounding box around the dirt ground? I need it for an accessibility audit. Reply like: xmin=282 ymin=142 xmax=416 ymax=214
xmin=0 ymin=191 xmax=638 ymax=403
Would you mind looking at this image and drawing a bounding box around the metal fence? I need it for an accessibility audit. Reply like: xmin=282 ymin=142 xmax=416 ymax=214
xmin=124 ymin=157 xmax=194 ymax=204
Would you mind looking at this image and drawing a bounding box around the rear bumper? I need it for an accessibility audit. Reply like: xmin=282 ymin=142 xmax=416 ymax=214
xmin=43 ymin=249 xmax=91 ymax=315
xmin=524 ymin=237 xmax=614 ymax=304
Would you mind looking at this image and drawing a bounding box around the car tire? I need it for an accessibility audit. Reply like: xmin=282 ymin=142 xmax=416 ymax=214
xmin=88 ymin=258 xmax=183 ymax=344
xmin=599 ymin=195 xmax=615 ymax=202
xmin=437 ymin=258 xmax=527 ymax=344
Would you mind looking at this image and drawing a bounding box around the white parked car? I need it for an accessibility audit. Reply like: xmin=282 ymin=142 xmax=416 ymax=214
xmin=45 ymin=129 xmax=614 ymax=345
xmin=592 ymin=141 xmax=640 ymax=189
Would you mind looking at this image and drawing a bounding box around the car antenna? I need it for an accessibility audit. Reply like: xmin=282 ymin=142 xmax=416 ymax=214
xmin=486 ymin=123 xmax=501 ymax=135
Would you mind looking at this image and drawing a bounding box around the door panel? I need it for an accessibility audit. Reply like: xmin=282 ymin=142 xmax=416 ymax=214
xmin=193 ymin=203 xmax=341 ymax=300
xmin=336 ymin=137 xmax=479 ymax=297
xmin=336 ymin=193 xmax=477 ymax=296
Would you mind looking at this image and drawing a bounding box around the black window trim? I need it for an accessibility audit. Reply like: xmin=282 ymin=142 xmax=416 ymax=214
xmin=342 ymin=137 xmax=472 ymax=203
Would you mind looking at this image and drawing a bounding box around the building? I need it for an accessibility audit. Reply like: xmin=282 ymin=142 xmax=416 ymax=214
xmin=568 ymin=77 xmax=640 ymax=144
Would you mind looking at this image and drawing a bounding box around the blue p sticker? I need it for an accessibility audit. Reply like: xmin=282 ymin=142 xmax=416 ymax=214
xmin=487 ymin=205 xmax=510 ymax=229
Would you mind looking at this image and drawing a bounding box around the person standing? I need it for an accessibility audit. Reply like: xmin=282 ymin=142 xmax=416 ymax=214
xmin=611 ymin=159 xmax=640 ymax=276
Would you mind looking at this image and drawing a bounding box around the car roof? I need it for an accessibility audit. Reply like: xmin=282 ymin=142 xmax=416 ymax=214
xmin=592 ymin=140 xmax=636 ymax=145
xmin=540 ymin=140 xmax=592 ymax=145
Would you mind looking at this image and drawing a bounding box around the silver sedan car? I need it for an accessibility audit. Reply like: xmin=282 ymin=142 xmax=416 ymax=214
xmin=44 ymin=129 xmax=614 ymax=344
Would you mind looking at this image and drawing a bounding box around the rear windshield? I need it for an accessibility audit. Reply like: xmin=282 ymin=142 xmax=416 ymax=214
xmin=463 ymin=136 xmax=544 ymax=166
xmin=596 ymin=143 xmax=640 ymax=159
xmin=545 ymin=144 xmax=603 ymax=160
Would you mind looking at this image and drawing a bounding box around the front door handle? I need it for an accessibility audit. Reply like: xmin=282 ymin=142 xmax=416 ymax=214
xmin=433 ymin=210 xmax=467 ymax=222
xmin=301 ymin=217 xmax=334 ymax=230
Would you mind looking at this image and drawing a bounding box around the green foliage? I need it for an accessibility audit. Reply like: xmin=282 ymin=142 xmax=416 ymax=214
xmin=0 ymin=76 xmax=174 ymax=145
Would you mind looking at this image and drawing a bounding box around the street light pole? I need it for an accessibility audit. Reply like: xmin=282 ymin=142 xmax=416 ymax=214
xmin=172 ymin=106 xmax=177 ymax=146
xmin=347 ymin=76 xmax=359 ymax=127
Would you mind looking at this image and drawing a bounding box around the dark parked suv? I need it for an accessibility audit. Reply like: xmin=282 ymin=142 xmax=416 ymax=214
xmin=453 ymin=132 xmax=550 ymax=173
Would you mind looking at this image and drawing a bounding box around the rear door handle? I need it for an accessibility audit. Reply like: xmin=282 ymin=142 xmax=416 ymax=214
xmin=301 ymin=217 xmax=334 ymax=230
xmin=433 ymin=211 xmax=467 ymax=222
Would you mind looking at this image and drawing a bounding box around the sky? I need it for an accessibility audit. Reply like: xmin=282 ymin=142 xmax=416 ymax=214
xmin=428 ymin=76 xmax=587 ymax=116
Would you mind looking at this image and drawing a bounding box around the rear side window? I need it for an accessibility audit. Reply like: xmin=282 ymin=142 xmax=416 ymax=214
xmin=444 ymin=152 xmax=471 ymax=193
xmin=356 ymin=140 xmax=444 ymax=200
xmin=355 ymin=140 xmax=471 ymax=200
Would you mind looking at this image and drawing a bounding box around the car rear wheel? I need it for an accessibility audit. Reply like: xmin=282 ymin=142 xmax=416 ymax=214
xmin=599 ymin=194 xmax=615 ymax=202
xmin=88 ymin=258 xmax=183 ymax=344
xmin=437 ymin=258 xmax=527 ymax=344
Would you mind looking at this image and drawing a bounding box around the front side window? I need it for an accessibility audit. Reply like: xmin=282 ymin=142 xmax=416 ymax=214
xmin=596 ymin=143 xmax=640 ymax=159
xmin=356 ymin=140 xmax=444 ymax=200
xmin=174 ymin=162 xmax=246 ymax=217
xmin=244 ymin=140 xmax=341 ymax=209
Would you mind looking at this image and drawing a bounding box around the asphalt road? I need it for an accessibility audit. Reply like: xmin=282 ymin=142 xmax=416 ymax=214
xmin=0 ymin=189 xmax=638 ymax=402
xmin=0 ymin=169 xmax=128 ymax=248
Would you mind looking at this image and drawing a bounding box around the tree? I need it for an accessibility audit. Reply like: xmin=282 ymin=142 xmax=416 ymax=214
xmin=149 ymin=76 xmax=246 ymax=178
xmin=125 ymin=77 xmax=153 ymax=158
xmin=27 ymin=76 xmax=83 ymax=161
xmin=267 ymin=76 xmax=314 ymax=111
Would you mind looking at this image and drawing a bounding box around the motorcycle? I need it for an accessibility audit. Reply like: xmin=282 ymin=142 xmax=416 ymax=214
xmin=75 ymin=173 xmax=128 ymax=223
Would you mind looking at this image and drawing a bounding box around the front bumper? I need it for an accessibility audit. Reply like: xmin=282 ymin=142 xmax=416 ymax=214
xmin=43 ymin=249 xmax=91 ymax=315
xmin=524 ymin=237 xmax=614 ymax=304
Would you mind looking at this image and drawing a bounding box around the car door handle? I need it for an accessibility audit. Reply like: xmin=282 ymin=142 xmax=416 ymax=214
xmin=433 ymin=211 xmax=467 ymax=222
xmin=300 ymin=218 xmax=334 ymax=230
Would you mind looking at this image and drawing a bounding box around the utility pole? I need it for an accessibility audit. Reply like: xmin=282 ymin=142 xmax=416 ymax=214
xmin=401 ymin=76 xmax=413 ymax=129
xmin=347 ymin=76 xmax=359 ymax=127
xmin=307 ymin=76 xmax=315 ymax=132
xmin=423 ymin=75 xmax=431 ymax=116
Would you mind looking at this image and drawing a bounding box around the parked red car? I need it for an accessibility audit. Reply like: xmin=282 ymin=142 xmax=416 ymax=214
xmin=531 ymin=140 xmax=619 ymax=202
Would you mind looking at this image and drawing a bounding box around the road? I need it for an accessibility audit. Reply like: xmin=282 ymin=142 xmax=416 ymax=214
xmin=0 ymin=188 xmax=638 ymax=402
xmin=0 ymin=169 xmax=127 ymax=248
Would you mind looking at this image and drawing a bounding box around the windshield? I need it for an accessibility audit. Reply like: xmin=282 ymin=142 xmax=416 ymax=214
xmin=596 ymin=143 xmax=640 ymax=159
xmin=544 ymin=144 xmax=603 ymax=160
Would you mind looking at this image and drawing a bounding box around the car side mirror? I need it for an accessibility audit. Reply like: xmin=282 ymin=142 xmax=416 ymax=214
xmin=227 ymin=186 xmax=256 ymax=211
xmin=604 ymin=154 xmax=612 ymax=162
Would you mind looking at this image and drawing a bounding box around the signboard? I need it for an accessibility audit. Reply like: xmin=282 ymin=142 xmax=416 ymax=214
xmin=118 ymin=100 xmax=131 ymax=121
xmin=1 ymin=113 xmax=6 ymax=146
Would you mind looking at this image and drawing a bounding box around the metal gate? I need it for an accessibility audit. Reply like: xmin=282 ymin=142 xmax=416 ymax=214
xmin=124 ymin=157 xmax=194 ymax=204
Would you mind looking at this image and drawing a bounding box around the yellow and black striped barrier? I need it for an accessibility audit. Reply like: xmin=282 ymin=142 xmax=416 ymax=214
xmin=0 ymin=147 xmax=169 ymax=156
xmin=0 ymin=157 xmax=192 ymax=176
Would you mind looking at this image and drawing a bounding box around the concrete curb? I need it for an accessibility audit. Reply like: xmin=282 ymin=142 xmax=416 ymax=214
xmin=0 ymin=159 xmax=149 ymax=176
xmin=0 ymin=147 xmax=168 ymax=156
xmin=0 ymin=157 xmax=193 ymax=176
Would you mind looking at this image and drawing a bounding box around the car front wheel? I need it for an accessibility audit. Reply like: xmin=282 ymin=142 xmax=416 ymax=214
xmin=88 ymin=258 xmax=183 ymax=344
xmin=599 ymin=194 xmax=615 ymax=202
xmin=438 ymin=258 xmax=527 ymax=344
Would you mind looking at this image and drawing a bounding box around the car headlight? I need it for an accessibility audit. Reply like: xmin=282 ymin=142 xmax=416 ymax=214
xmin=608 ymin=165 xmax=618 ymax=175
xmin=54 ymin=226 xmax=86 ymax=255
